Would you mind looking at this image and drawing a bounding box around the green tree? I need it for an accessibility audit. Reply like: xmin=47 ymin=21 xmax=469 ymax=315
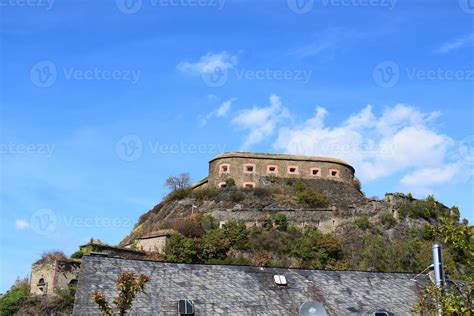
xmin=91 ymin=272 xmax=150 ymax=316
xmin=0 ymin=278 xmax=29 ymax=316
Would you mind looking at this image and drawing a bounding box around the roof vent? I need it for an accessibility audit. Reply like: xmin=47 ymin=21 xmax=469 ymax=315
xmin=273 ymin=275 xmax=287 ymax=286
xmin=178 ymin=299 xmax=194 ymax=316
xmin=299 ymin=301 xmax=327 ymax=316
xmin=373 ymin=312 xmax=389 ymax=316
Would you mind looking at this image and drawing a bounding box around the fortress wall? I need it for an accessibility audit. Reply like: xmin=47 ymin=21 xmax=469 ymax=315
xmin=208 ymin=154 xmax=354 ymax=188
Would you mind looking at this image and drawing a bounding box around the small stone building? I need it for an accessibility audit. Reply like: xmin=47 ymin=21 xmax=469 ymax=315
xmin=192 ymin=152 xmax=355 ymax=189
xmin=79 ymin=240 xmax=148 ymax=260
xmin=134 ymin=230 xmax=173 ymax=253
xmin=30 ymin=258 xmax=80 ymax=296
xmin=73 ymin=254 xmax=427 ymax=315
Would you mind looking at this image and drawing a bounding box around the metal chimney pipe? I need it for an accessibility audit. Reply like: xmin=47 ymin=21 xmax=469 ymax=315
xmin=432 ymin=243 xmax=446 ymax=288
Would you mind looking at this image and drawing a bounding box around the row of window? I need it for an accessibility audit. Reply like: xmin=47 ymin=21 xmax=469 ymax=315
xmin=218 ymin=163 xmax=341 ymax=178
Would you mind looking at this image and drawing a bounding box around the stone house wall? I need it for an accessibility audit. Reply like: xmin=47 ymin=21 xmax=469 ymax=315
xmin=207 ymin=153 xmax=355 ymax=189
xmin=30 ymin=260 xmax=80 ymax=296
xmin=136 ymin=235 xmax=169 ymax=253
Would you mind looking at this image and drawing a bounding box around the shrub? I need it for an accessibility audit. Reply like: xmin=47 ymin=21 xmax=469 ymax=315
xmin=421 ymin=224 xmax=434 ymax=240
xmin=274 ymin=213 xmax=288 ymax=231
xmin=378 ymin=212 xmax=396 ymax=229
xmin=253 ymin=187 xmax=272 ymax=198
xmin=260 ymin=215 xmax=273 ymax=230
xmin=91 ymin=272 xmax=150 ymax=316
xmin=70 ymin=250 xmax=83 ymax=259
xmin=355 ymin=216 xmax=370 ymax=230
xmin=230 ymin=190 xmax=245 ymax=203
xmin=293 ymin=189 xmax=330 ymax=207
xmin=164 ymin=233 xmax=199 ymax=263
xmin=352 ymin=177 xmax=362 ymax=191
xmin=192 ymin=188 xmax=218 ymax=201
xmin=200 ymin=229 xmax=231 ymax=261
xmin=0 ymin=278 xmax=29 ymax=316
xmin=225 ymin=178 xmax=236 ymax=187
xmin=222 ymin=220 xmax=249 ymax=249
xmin=165 ymin=188 xmax=191 ymax=201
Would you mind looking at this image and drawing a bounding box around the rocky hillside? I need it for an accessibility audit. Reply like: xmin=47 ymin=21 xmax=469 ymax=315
xmin=116 ymin=179 xmax=473 ymax=281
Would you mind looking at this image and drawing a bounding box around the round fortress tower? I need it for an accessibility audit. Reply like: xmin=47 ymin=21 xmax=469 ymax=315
xmin=206 ymin=152 xmax=355 ymax=189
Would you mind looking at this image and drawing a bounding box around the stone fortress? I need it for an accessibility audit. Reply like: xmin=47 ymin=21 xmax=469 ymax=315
xmin=193 ymin=152 xmax=356 ymax=189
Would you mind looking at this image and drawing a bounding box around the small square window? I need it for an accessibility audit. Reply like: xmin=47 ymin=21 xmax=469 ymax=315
xmin=288 ymin=166 xmax=299 ymax=174
xmin=311 ymin=168 xmax=321 ymax=176
xmin=243 ymin=164 xmax=256 ymax=174
xmin=267 ymin=165 xmax=278 ymax=174
xmin=329 ymin=169 xmax=340 ymax=178
xmin=243 ymin=182 xmax=255 ymax=189
xmin=219 ymin=164 xmax=230 ymax=175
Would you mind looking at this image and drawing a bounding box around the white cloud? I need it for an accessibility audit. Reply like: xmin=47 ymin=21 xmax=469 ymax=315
xmin=15 ymin=219 xmax=30 ymax=230
xmin=232 ymin=94 xmax=290 ymax=149
xmin=401 ymin=164 xmax=462 ymax=188
xmin=177 ymin=52 xmax=237 ymax=75
xmin=434 ymin=32 xmax=474 ymax=54
xmin=198 ymin=98 xmax=237 ymax=127
xmin=292 ymin=27 xmax=364 ymax=58
xmin=216 ymin=98 xmax=235 ymax=117
xmin=273 ymin=103 xmax=467 ymax=192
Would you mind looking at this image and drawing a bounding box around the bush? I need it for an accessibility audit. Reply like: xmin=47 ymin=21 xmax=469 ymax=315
xmin=253 ymin=187 xmax=272 ymax=198
xmin=274 ymin=213 xmax=288 ymax=231
xmin=352 ymin=177 xmax=362 ymax=191
xmin=0 ymin=278 xmax=29 ymax=316
xmin=70 ymin=250 xmax=83 ymax=259
xmin=225 ymin=178 xmax=236 ymax=187
xmin=192 ymin=188 xmax=218 ymax=201
xmin=230 ymin=190 xmax=245 ymax=203
xmin=222 ymin=220 xmax=249 ymax=249
xmin=165 ymin=188 xmax=191 ymax=201
xmin=355 ymin=216 xmax=370 ymax=230
xmin=164 ymin=233 xmax=199 ymax=263
xmin=421 ymin=224 xmax=434 ymax=240
xmin=378 ymin=212 xmax=396 ymax=229
xmin=293 ymin=189 xmax=330 ymax=207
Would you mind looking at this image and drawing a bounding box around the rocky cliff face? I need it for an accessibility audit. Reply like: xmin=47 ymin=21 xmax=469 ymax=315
xmin=120 ymin=178 xmax=404 ymax=247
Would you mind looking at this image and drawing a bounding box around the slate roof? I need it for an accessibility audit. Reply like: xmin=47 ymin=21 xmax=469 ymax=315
xmin=73 ymin=254 xmax=427 ymax=315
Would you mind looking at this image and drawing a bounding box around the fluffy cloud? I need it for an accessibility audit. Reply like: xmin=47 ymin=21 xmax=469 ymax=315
xmin=232 ymin=94 xmax=290 ymax=149
xmin=272 ymin=102 xmax=468 ymax=192
xmin=177 ymin=52 xmax=237 ymax=74
xmin=433 ymin=32 xmax=474 ymax=54
xmin=15 ymin=219 xmax=30 ymax=230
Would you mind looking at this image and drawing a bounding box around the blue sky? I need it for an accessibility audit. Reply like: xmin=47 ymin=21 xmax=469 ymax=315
xmin=0 ymin=0 xmax=473 ymax=292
